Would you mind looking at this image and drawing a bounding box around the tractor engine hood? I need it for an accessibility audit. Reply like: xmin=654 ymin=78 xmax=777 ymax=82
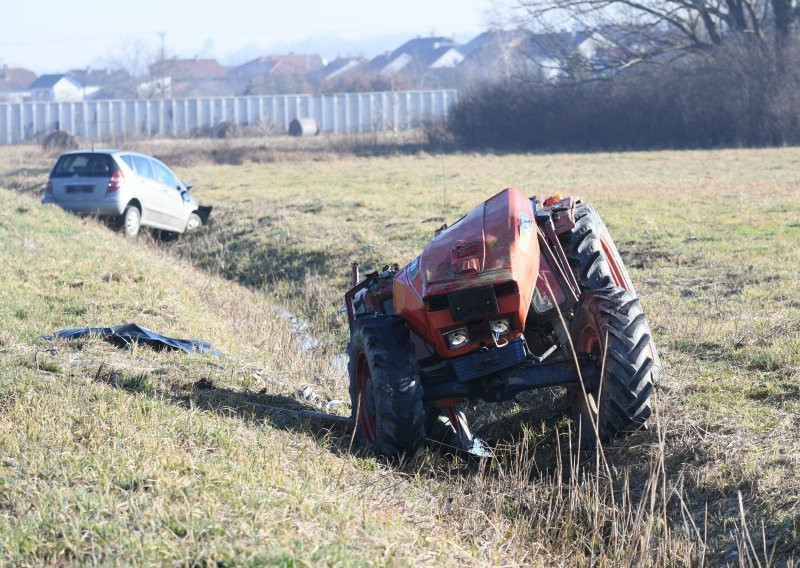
xmin=421 ymin=187 xmax=538 ymax=297
xmin=391 ymin=187 xmax=541 ymax=358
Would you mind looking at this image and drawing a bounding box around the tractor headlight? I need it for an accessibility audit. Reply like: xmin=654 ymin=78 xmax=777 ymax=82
xmin=446 ymin=328 xmax=469 ymax=349
xmin=489 ymin=319 xmax=511 ymax=335
xmin=532 ymin=286 xmax=555 ymax=314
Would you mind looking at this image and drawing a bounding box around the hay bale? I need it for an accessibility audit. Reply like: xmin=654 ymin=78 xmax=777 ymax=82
xmin=188 ymin=125 xmax=214 ymax=138
xmin=42 ymin=130 xmax=78 ymax=151
xmin=289 ymin=118 xmax=320 ymax=137
xmin=214 ymin=121 xmax=243 ymax=139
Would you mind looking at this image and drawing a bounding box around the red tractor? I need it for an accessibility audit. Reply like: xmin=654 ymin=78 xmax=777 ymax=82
xmin=345 ymin=188 xmax=659 ymax=459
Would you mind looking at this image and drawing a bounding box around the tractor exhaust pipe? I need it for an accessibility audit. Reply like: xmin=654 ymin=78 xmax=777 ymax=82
xmin=350 ymin=262 xmax=359 ymax=286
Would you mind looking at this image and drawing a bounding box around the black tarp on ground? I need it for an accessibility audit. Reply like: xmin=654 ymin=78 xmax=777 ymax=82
xmin=49 ymin=323 xmax=218 ymax=355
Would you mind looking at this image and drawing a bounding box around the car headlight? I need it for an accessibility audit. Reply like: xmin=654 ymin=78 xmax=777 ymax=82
xmin=446 ymin=328 xmax=469 ymax=349
xmin=489 ymin=319 xmax=511 ymax=335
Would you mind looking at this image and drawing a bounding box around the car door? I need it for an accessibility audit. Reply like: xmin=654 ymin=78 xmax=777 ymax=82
xmin=130 ymin=155 xmax=169 ymax=227
xmin=149 ymin=158 xmax=189 ymax=232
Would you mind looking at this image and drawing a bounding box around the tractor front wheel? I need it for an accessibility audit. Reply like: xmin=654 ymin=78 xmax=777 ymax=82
xmin=348 ymin=315 xmax=426 ymax=460
xmin=569 ymin=287 xmax=654 ymax=447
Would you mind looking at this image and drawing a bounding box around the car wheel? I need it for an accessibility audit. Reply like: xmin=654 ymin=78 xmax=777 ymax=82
xmin=122 ymin=205 xmax=141 ymax=238
xmin=185 ymin=212 xmax=202 ymax=232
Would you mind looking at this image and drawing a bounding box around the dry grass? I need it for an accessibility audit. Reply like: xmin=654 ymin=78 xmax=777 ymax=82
xmin=129 ymin=131 xmax=433 ymax=167
xmin=0 ymin=191 xmax=476 ymax=565
xmin=0 ymin=139 xmax=799 ymax=565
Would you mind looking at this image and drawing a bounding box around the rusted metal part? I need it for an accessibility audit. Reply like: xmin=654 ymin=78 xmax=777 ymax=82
xmin=543 ymin=218 xmax=581 ymax=296
xmin=344 ymin=272 xmax=375 ymax=329
xmin=364 ymin=272 xmax=395 ymax=315
xmin=537 ymin=229 xmax=579 ymax=304
xmin=344 ymin=264 xmax=401 ymax=328
xmin=534 ymin=195 xmax=578 ymax=235
xmin=550 ymin=196 xmax=579 ymax=234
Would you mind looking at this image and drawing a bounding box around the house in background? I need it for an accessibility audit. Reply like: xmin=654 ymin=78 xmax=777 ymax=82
xmin=371 ymin=37 xmax=464 ymax=77
xmin=315 ymin=57 xmax=414 ymax=92
xmin=69 ymin=67 xmax=133 ymax=99
xmin=525 ymin=31 xmax=615 ymax=81
xmin=459 ymin=29 xmax=616 ymax=83
xmin=136 ymin=76 xmax=172 ymax=99
xmin=28 ymin=74 xmax=85 ymax=102
xmin=0 ymin=65 xmax=37 ymax=102
xmin=460 ymin=30 xmax=539 ymax=81
xmin=150 ymin=57 xmax=226 ymax=81
xmin=230 ymin=54 xmax=324 ymax=94
xmin=148 ymin=57 xmax=228 ymax=98
xmin=310 ymin=57 xmax=366 ymax=83
xmin=231 ymin=54 xmax=324 ymax=81
xmin=0 ymin=30 xmax=619 ymax=102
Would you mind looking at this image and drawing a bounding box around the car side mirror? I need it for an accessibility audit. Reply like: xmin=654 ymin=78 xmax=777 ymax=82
xmin=183 ymin=182 xmax=193 ymax=191
xmin=181 ymin=191 xmax=191 ymax=203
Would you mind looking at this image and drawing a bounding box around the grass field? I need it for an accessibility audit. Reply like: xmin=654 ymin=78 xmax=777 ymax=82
xmin=0 ymin=138 xmax=798 ymax=565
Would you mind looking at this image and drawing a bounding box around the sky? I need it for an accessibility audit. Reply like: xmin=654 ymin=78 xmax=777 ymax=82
xmin=0 ymin=0 xmax=498 ymax=74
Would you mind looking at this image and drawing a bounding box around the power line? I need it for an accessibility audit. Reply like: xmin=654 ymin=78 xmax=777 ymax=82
xmin=0 ymin=35 xmax=128 ymax=47
xmin=0 ymin=28 xmax=424 ymax=48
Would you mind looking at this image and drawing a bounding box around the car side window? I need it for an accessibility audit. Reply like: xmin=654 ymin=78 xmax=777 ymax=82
xmin=150 ymin=159 xmax=179 ymax=189
xmin=120 ymin=155 xmax=136 ymax=172
xmin=133 ymin=156 xmax=154 ymax=180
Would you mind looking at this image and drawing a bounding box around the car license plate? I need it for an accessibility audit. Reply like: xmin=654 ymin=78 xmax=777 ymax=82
xmin=66 ymin=185 xmax=94 ymax=194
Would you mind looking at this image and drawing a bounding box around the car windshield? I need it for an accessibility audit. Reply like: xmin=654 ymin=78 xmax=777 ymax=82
xmin=52 ymin=154 xmax=116 ymax=178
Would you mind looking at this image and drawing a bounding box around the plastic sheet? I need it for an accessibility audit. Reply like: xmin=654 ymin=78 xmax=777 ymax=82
xmin=49 ymin=323 xmax=218 ymax=355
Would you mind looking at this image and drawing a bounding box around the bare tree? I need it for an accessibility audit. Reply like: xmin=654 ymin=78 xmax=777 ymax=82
xmin=102 ymin=37 xmax=163 ymax=98
xmin=501 ymin=0 xmax=800 ymax=72
xmin=106 ymin=38 xmax=157 ymax=78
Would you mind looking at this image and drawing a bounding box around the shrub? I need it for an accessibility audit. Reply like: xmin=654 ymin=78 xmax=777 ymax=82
xmin=449 ymin=42 xmax=800 ymax=151
xmin=214 ymin=121 xmax=243 ymax=139
xmin=42 ymin=130 xmax=78 ymax=152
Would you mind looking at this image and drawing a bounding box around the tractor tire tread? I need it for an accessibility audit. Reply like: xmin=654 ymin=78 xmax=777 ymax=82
xmin=592 ymin=289 xmax=654 ymax=437
xmin=348 ymin=316 xmax=426 ymax=460
xmin=562 ymin=203 xmax=662 ymax=384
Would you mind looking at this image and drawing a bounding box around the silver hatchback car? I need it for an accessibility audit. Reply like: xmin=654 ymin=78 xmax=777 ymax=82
xmin=42 ymin=150 xmax=207 ymax=237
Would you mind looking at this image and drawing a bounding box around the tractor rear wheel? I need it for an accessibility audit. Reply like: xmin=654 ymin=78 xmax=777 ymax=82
xmin=569 ymin=287 xmax=654 ymax=446
xmin=348 ymin=315 xmax=426 ymax=460
xmin=560 ymin=202 xmax=661 ymax=381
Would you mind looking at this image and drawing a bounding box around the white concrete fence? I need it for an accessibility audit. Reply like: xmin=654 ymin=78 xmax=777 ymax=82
xmin=0 ymin=89 xmax=458 ymax=145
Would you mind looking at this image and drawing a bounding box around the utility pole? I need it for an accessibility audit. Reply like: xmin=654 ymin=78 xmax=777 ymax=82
xmin=158 ymin=31 xmax=166 ymax=98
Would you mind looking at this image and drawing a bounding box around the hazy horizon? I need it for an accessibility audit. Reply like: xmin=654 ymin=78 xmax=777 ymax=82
xmin=1 ymin=0 xmax=495 ymax=74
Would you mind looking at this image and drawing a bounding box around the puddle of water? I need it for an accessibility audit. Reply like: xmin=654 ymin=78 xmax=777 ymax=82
xmin=273 ymin=306 xmax=350 ymax=401
xmin=274 ymin=308 xmax=321 ymax=352
xmin=332 ymin=353 xmax=348 ymax=374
